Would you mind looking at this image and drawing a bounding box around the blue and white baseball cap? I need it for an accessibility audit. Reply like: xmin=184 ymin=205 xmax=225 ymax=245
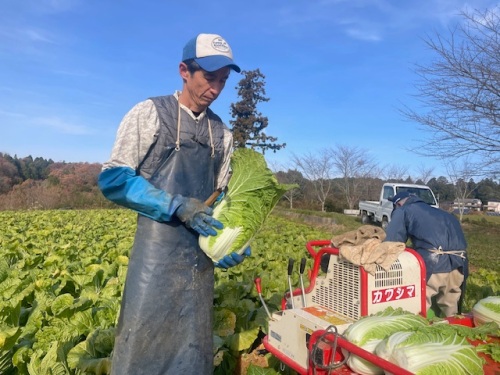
xmin=182 ymin=33 xmax=241 ymax=73
xmin=389 ymin=191 xmax=411 ymax=205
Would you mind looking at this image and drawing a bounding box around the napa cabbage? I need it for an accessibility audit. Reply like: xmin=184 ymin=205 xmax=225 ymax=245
xmin=375 ymin=327 xmax=485 ymax=375
xmin=343 ymin=307 xmax=429 ymax=375
xmin=199 ymin=148 xmax=297 ymax=261
xmin=472 ymin=295 xmax=500 ymax=327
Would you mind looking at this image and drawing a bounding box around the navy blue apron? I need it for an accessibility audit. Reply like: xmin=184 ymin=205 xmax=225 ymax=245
xmin=111 ymin=97 xmax=219 ymax=374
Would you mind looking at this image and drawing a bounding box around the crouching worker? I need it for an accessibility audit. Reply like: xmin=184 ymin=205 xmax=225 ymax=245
xmin=98 ymin=33 xmax=250 ymax=375
xmin=383 ymin=192 xmax=468 ymax=317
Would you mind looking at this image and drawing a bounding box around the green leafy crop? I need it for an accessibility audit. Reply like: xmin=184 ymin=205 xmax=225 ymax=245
xmin=199 ymin=148 xmax=297 ymax=261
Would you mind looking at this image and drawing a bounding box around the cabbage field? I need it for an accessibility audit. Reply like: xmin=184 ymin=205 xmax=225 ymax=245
xmin=0 ymin=209 xmax=498 ymax=374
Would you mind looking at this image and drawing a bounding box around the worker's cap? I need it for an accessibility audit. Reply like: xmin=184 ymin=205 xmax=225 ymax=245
xmin=182 ymin=33 xmax=241 ymax=73
xmin=389 ymin=191 xmax=411 ymax=205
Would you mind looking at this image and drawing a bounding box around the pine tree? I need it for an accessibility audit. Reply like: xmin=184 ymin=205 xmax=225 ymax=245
xmin=230 ymin=69 xmax=285 ymax=153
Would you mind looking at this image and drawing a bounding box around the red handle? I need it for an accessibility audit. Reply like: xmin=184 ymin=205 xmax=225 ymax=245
xmin=254 ymin=277 xmax=262 ymax=294
xmin=306 ymin=240 xmax=333 ymax=257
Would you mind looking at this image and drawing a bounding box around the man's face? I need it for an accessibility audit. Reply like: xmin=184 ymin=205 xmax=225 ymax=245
xmin=180 ymin=64 xmax=230 ymax=112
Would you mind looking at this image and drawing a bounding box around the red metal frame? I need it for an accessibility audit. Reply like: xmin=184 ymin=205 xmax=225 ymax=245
xmin=263 ymin=336 xmax=308 ymax=374
xmin=307 ymin=330 xmax=414 ymax=375
xmin=264 ymin=316 xmax=500 ymax=375
xmin=264 ymin=333 xmax=415 ymax=375
xmin=266 ymin=240 xmax=498 ymax=375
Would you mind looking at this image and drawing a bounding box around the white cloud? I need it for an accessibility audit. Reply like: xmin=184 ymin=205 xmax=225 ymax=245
xmin=24 ymin=28 xmax=57 ymax=44
xmin=345 ymin=28 xmax=382 ymax=42
xmin=25 ymin=0 xmax=82 ymax=14
xmin=46 ymin=0 xmax=81 ymax=12
xmin=0 ymin=109 xmax=26 ymax=118
xmin=35 ymin=117 xmax=95 ymax=135
xmin=52 ymin=69 xmax=91 ymax=77
xmin=0 ymin=111 xmax=95 ymax=136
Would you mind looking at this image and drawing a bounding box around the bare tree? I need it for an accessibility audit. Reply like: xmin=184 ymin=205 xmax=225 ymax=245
xmin=329 ymin=145 xmax=378 ymax=210
xmin=415 ymin=164 xmax=435 ymax=184
xmin=291 ymin=151 xmax=334 ymax=212
xmin=446 ymin=158 xmax=478 ymax=222
xmin=401 ymin=8 xmax=500 ymax=175
xmin=275 ymin=169 xmax=305 ymax=209
xmin=380 ymin=164 xmax=409 ymax=182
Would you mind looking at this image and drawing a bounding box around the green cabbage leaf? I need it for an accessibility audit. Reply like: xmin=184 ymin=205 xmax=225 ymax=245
xmin=472 ymin=295 xmax=500 ymax=327
xmin=375 ymin=327 xmax=485 ymax=375
xmin=199 ymin=148 xmax=297 ymax=261
xmin=343 ymin=307 xmax=429 ymax=374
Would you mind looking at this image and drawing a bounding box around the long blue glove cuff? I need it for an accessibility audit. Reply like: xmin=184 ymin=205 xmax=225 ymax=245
xmin=215 ymin=247 xmax=251 ymax=269
xmin=99 ymin=167 xmax=224 ymax=238
xmin=98 ymin=167 xmax=180 ymax=222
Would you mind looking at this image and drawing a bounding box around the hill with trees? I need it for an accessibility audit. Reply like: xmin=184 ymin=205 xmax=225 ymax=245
xmin=0 ymin=153 xmax=112 ymax=210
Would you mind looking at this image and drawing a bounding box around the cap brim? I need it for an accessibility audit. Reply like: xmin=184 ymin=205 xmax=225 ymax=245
xmin=195 ymin=55 xmax=241 ymax=73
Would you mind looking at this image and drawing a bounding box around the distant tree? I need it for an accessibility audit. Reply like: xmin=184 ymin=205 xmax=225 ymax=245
xmin=0 ymin=157 xmax=19 ymax=194
xmin=48 ymin=162 xmax=101 ymax=192
xmin=33 ymin=157 xmax=53 ymax=179
xmin=415 ymin=164 xmax=435 ymax=185
xmin=379 ymin=164 xmax=409 ymax=182
xmin=0 ymin=161 xmax=110 ymax=210
xmin=428 ymin=176 xmax=455 ymax=202
xmin=401 ymin=8 xmax=500 ymax=175
xmin=476 ymin=178 xmax=500 ymax=203
xmin=20 ymin=156 xmax=35 ymax=180
xmin=329 ymin=145 xmax=378 ymax=210
xmin=291 ymin=151 xmax=334 ymax=212
xmin=230 ymin=69 xmax=285 ymax=153
xmin=446 ymin=159 xmax=477 ymax=221
xmin=275 ymin=169 xmax=305 ymax=209
xmin=0 ymin=153 xmax=53 ymax=182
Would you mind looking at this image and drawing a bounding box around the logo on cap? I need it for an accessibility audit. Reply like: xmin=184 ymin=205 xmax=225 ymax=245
xmin=212 ymin=37 xmax=230 ymax=53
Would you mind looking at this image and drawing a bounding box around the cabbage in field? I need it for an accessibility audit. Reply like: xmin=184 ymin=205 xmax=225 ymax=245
xmin=199 ymin=148 xmax=297 ymax=262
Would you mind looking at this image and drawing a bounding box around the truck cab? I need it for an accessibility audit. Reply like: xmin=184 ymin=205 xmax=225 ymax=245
xmin=385 ymin=183 xmax=439 ymax=208
xmin=359 ymin=183 xmax=439 ymax=229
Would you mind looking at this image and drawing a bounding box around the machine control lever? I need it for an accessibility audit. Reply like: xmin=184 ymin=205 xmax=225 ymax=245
xmin=287 ymin=258 xmax=295 ymax=309
xmin=299 ymin=257 xmax=307 ymax=307
xmin=254 ymin=277 xmax=273 ymax=319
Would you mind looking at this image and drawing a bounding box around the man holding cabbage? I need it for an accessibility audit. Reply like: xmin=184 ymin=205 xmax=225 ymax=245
xmin=384 ymin=191 xmax=468 ymax=318
xmin=98 ymin=33 xmax=250 ymax=375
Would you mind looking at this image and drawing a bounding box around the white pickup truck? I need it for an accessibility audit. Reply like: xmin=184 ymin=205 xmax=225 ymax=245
xmin=358 ymin=183 xmax=439 ymax=229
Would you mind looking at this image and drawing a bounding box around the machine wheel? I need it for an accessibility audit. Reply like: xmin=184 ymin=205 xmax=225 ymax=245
xmin=381 ymin=217 xmax=389 ymax=230
xmin=361 ymin=212 xmax=372 ymax=224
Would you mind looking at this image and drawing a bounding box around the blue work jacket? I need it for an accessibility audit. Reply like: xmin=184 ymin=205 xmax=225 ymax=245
xmin=384 ymin=196 xmax=468 ymax=280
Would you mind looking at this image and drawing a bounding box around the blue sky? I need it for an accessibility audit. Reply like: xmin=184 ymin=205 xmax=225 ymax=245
xmin=1 ymin=0 xmax=498 ymax=178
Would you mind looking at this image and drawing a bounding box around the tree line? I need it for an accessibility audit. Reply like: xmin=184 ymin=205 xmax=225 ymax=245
xmin=1 ymin=152 xmax=500 ymax=212
xmin=276 ymin=168 xmax=500 ymax=213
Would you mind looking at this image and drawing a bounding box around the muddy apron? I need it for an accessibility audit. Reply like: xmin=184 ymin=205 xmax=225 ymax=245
xmin=111 ymin=97 xmax=220 ymax=375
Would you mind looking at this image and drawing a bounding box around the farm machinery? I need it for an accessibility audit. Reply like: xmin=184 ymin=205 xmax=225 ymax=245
xmin=259 ymin=240 xmax=499 ymax=375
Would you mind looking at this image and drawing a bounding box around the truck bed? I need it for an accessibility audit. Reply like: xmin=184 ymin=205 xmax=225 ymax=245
xmin=358 ymin=200 xmax=379 ymax=208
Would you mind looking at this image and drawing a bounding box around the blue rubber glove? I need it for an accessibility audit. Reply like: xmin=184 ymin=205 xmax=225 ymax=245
xmin=215 ymin=247 xmax=251 ymax=269
xmin=175 ymin=197 xmax=223 ymax=237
